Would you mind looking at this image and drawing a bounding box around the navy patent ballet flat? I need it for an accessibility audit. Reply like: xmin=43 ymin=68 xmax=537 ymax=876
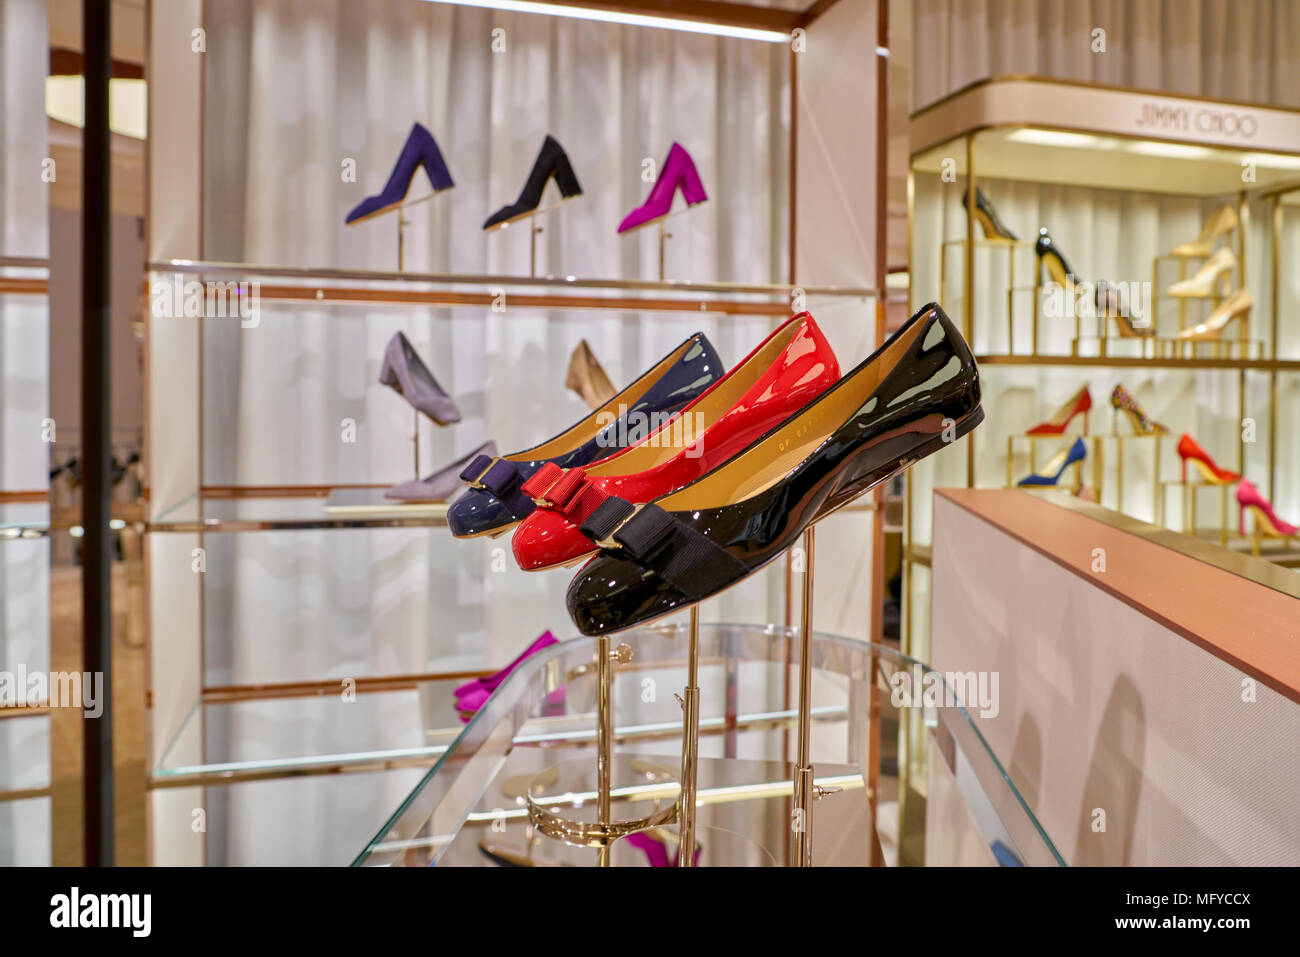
xmin=346 ymin=122 xmax=454 ymax=225
xmin=447 ymin=333 xmax=724 ymax=539
xmin=565 ymin=302 xmax=983 ymax=636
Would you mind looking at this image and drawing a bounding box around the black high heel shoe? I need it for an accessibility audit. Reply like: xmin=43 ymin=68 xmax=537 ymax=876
xmin=565 ymin=302 xmax=982 ymax=636
xmin=1039 ymin=229 xmax=1151 ymax=338
xmin=483 ymin=135 xmax=583 ymax=231
xmin=962 ymin=186 xmax=1017 ymax=241
xmin=1034 ymin=228 xmax=1075 ymax=287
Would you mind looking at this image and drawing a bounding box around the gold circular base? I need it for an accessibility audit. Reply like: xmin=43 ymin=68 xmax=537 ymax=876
xmin=525 ymin=756 xmax=681 ymax=849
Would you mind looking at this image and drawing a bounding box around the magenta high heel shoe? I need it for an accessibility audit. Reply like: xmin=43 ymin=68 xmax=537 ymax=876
xmin=453 ymin=630 xmax=558 ymax=698
xmin=1237 ymin=479 xmax=1298 ymax=537
xmin=625 ymin=829 xmax=702 ymax=867
xmin=458 ymin=685 xmax=564 ymax=723
xmin=617 ymin=142 xmax=707 ymax=234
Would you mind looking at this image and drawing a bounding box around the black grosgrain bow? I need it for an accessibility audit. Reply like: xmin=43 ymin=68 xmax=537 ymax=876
xmin=579 ymin=497 xmax=748 ymax=601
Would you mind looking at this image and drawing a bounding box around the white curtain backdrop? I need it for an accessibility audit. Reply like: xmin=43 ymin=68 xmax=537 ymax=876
xmin=197 ymin=0 xmax=791 ymax=864
xmin=0 ymin=0 xmax=50 ymax=866
xmin=912 ymin=0 xmax=1300 ymax=110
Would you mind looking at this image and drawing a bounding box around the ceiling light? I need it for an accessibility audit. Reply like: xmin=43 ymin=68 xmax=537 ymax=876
xmin=419 ymin=0 xmax=790 ymax=43
xmin=1243 ymin=152 xmax=1300 ymax=171
xmin=1006 ymin=129 xmax=1102 ymax=149
xmin=1128 ymin=140 xmax=1217 ymax=160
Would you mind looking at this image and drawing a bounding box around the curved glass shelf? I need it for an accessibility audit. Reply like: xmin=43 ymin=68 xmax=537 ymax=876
xmin=355 ymin=623 xmax=1064 ymax=868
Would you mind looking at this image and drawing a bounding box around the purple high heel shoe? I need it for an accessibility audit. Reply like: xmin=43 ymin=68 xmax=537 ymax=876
xmin=379 ymin=331 xmax=462 ymax=425
xmin=453 ymin=630 xmax=558 ymax=699
xmin=617 ymin=142 xmax=708 ymax=234
xmin=346 ymin=122 xmax=453 ymax=225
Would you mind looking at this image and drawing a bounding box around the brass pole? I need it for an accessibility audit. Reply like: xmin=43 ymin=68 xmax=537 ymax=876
xmin=1238 ymin=190 xmax=1248 ymax=289
xmin=529 ymin=214 xmax=540 ymax=279
xmin=412 ymin=408 xmax=420 ymax=480
xmin=792 ymin=526 xmax=816 ymax=867
xmin=1220 ymin=483 xmax=1230 ymax=548
xmin=397 ymin=210 xmax=407 ymax=272
xmin=1153 ymin=439 xmax=1162 ymax=525
xmin=963 ymin=136 xmax=975 ymax=345
xmin=964 ymin=138 xmax=978 ymax=487
xmin=658 ymin=222 xmax=671 ymax=283
xmin=1270 ymin=197 xmax=1281 ymax=500
xmin=1237 ymin=368 xmax=1246 ymax=476
xmin=596 ymin=634 xmax=612 ymax=827
xmin=1115 ymin=437 xmax=1124 ymax=512
xmin=1007 ymin=245 xmax=1015 ymax=353
xmin=677 ymin=606 xmax=701 ymax=866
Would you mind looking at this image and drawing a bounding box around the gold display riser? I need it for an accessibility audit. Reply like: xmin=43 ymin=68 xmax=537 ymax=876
xmin=1002 ymin=434 xmax=1244 ymax=545
xmin=940 ymin=240 xmax=1260 ymax=361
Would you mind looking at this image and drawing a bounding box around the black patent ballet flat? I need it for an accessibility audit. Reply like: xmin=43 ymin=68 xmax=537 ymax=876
xmin=962 ymin=185 xmax=1018 ymax=241
xmin=565 ymin=302 xmax=982 ymax=636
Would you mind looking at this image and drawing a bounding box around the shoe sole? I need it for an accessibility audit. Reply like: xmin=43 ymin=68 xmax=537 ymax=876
xmin=482 ymin=191 xmax=579 ymax=233
xmin=617 ymin=199 xmax=707 ymax=236
xmin=449 ymin=519 xmax=522 ymax=540
xmin=523 ymin=549 xmax=597 ymax=573
xmin=347 ymin=181 xmax=453 ymax=227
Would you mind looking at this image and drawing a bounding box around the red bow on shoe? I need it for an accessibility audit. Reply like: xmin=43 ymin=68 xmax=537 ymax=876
xmin=520 ymin=463 xmax=613 ymax=527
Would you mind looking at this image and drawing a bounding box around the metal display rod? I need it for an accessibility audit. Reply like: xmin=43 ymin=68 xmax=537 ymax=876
xmin=675 ymin=526 xmax=820 ymax=867
xmin=81 ymin=0 xmax=115 ymax=866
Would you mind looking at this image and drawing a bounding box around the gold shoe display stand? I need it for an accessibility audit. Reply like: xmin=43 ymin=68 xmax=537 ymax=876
xmin=1158 ymin=480 xmax=1233 ymax=547
xmin=524 ymin=527 xmax=825 ymax=866
xmin=1004 ymin=433 xmax=1102 ymax=497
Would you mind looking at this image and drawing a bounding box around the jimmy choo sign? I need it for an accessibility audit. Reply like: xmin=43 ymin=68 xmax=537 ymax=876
xmin=911 ymin=78 xmax=1300 ymax=161
xmin=1134 ymin=101 xmax=1259 ymax=140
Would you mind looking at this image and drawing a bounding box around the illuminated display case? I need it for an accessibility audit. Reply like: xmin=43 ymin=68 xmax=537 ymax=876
xmin=905 ymin=76 xmax=1300 ymax=666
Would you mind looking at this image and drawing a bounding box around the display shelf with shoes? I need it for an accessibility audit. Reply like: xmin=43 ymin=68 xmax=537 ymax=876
xmin=132 ymin=0 xmax=889 ymax=869
xmin=904 ymin=73 xmax=1300 ymax=685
